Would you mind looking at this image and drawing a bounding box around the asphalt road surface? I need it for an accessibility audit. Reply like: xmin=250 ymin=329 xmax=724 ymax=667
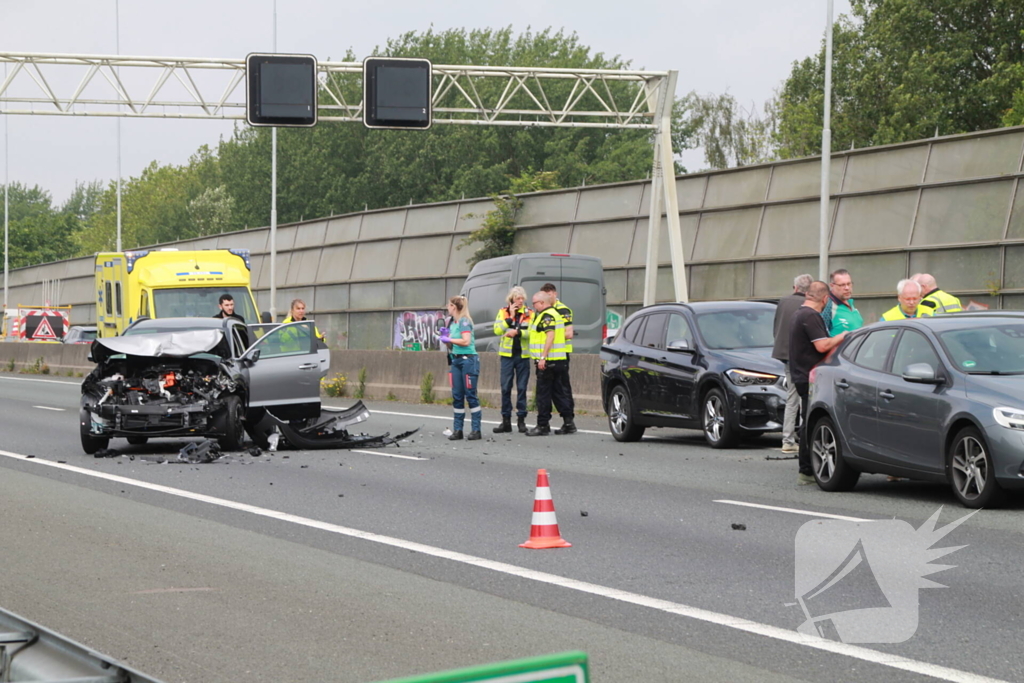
xmin=1 ymin=372 xmax=1021 ymax=683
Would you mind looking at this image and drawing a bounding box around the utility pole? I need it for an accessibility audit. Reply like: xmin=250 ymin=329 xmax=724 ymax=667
xmin=115 ymin=0 xmax=122 ymax=252
xmin=269 ymin=0 xmax=278 ymax=322
xmin=819 ymin=0 xmax=834 ymax=281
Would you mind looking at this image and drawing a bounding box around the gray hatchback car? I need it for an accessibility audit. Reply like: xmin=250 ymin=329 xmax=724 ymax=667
xmin=807 ymin=312 xmax=1024 ymax=508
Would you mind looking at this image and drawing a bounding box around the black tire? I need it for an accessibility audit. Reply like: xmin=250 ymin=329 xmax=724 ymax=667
xmin=126 ymin=436 xmax=148 ymax=446
xmin=215 ymin=395 xmax=245 ymax=452
xmin=80 ymin=407 xmax=109 ymax=454
xmin=810 ymin=416 xmax=859 ymax=491
xmin=948 ymin=426 xmax=1005 ymax=508
xmin=607 ymin=385 xmax=645 ymax=442
xmin=702 ymin=387 xmax=738 ymax=449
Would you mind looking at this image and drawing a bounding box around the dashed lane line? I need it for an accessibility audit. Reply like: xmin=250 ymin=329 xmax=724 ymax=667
xmin=0 ymin=448 xmax=1004 ymax=683
xmin=714 ymin=499 xmax=871 ymax=522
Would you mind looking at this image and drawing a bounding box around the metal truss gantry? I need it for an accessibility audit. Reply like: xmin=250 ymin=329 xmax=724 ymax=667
xmin=0 ymin=52 xmax=686 ymax=303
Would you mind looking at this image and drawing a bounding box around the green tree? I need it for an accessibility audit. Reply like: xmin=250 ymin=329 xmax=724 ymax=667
xmin=677 ymin=92 xmax=778 ymax=169
xmin=777 ymin=1 xmax=1024 ymax=158
xmin=0 ymin=183 xmax=78 ymax=268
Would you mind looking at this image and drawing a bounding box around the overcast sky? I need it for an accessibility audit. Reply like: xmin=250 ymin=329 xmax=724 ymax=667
xmin=1 ymin=0 xmax=852 ymax=205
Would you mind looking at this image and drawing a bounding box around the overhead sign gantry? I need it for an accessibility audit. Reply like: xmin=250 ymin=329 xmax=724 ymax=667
xmin=0 ymin=51 xmax=684 ymax=306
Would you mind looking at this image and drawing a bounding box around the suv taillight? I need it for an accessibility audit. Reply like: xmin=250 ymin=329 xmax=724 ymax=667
xmin=602 ymin=323 xmax=608 ymax=340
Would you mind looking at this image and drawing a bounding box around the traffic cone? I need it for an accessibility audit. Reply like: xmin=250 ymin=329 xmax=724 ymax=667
xmin=520 ymin=469 xmax=572 ymax=549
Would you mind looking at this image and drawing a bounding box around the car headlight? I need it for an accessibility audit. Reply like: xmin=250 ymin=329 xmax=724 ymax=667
xmin=725 ymin=369 xmax=780 ymax=387
xmin=993 ymin=407 xmax=1024 ymax=430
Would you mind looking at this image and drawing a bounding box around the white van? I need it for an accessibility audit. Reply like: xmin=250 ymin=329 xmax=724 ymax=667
xmin=460 ymin=253 xmax=606 ymax=354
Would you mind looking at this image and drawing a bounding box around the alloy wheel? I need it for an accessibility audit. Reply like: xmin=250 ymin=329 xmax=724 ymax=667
xmin=951 ymin=435 xmax=988 ymax=502
xmin=704 ymin=394 xmax=725 ymax=443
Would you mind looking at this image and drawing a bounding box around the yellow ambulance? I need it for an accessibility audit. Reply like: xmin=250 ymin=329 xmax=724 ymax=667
xmin=95 ymin=249 xmax=260 ymax=337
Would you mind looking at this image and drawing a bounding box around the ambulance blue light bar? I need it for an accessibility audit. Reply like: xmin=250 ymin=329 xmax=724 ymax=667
xmin=228 ymin=249 xmax=252 ymax=270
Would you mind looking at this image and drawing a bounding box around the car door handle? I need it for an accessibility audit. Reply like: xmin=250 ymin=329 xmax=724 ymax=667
xmin=298 ymin=363 xmax=319 ymax=370
xmin=835 ymin=380 xmax=850 ymax=389
xmin=879 ymin=389 xmax=895 ymax=400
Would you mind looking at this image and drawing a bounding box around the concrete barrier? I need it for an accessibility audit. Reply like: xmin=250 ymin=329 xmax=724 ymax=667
xmin=0 ymin=342 xmax=607 ymax=414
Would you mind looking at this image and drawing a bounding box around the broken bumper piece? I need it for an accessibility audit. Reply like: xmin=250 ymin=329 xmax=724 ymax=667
xmin=253 ymin=401 xmax=419 ymax=450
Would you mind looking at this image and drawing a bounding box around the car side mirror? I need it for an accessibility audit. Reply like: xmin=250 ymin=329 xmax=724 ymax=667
xmin=667 ymin=339 xmax=694 ymax=353
xmin=902 ymin=362 xmax=943 ymax=384
xmin=260 ymin=311 xmax=272 ymax=324
xmin=244 ymin=348 xmax=261 ymax=366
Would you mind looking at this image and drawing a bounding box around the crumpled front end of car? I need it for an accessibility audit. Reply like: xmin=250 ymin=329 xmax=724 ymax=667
xmin=82 ymin=357 xmax=240 ymax=438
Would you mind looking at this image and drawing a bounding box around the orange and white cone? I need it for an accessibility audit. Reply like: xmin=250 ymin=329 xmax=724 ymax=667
xmin=520 ymin=469 xmax=572 ymax=549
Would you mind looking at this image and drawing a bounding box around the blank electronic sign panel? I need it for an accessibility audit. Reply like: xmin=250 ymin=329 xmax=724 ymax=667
xmin=246 ymin=53 xmax=318 ymax=127
xmin=363 ymin=57 xmax=432 ymax=130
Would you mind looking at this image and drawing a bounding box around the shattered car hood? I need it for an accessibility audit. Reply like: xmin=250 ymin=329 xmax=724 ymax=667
xmin=91 ymin=330 xmax=226 ymax=363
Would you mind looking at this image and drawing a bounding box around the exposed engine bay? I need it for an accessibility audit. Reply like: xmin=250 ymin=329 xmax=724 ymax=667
xmin=82 ymin=357 xmax=239 ymax=436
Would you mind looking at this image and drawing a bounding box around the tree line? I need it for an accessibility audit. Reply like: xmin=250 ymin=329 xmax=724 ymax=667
xmin=3 ymin=4 xmax=1023 ymax=269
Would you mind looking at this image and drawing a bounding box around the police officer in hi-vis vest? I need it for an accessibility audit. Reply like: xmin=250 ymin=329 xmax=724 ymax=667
xmin=492 ymin=286 xmax=533 ymax=434
xmin=912 ymin=273 xmax=963 ymax=316
xmin=539 ymin=282 xmax=576 ymax=435
xmin=525 ymin=290 xmax=573 ymax=437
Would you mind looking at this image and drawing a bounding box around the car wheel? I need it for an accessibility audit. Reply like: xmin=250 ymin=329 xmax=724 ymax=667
xmin=79 ymin=408 xmax=109 ymax=454
xmin=216 ymin=395 xmax=245 ymax=452
xmin=949 ymin=427 xmax=1005 ymax=508
xmin=126 ymin=436 xmax=148 ymax=446
xmin=810 ymin=416 xmax=859 ymax=491
xmin=607 ymin=385 xmax=645 ymax=442
xmin=702 ymin=387 xmax=738 ymax=449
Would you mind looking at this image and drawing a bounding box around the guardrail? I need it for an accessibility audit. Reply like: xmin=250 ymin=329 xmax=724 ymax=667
xmin=0 ymin=606 xmax=164 ymax=682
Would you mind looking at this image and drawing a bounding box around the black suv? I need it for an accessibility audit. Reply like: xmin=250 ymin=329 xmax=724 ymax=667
xmin=601 ymin=301 xmax=786 ymax=447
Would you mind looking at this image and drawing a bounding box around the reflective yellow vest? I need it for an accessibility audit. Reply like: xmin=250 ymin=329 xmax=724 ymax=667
xmin=528 ymin=307 xmax=567 ymax=361
xmin=881 ymin=305 xmax=918 ymax=321
xmin=492 ymin=305 xmax=533 ymax=357
xmin=282 ymin=315 xmax=325 ymax=341
xmin=553 ymin=299 xmax=573 ymax=354
xmin=917 ymin=290 xmax=962 ymax=316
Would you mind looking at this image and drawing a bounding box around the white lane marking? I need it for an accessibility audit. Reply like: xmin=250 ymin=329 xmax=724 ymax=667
xmin=349 ymin=449 xmax=427 ymax=461
xmin=0 ymin=449 xmax=1001 ymax=683
xmin=0 ymin=376 xmax=79 ymax=386
xmin=33 ymin=406 xmax=66 ymax=412
xmin=368 ymin=408 xmax=609 ymax=436
xmin=715 ymin=499 xmax=871 ymax=522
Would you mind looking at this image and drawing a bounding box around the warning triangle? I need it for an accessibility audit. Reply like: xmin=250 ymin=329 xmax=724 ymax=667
xmin=32 ymin=316 xmax=58 ymax=341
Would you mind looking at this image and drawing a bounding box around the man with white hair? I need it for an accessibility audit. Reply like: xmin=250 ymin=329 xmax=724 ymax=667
xmin=881 ymin=279 xmax=924 ymax=321
xmin=772 ymin=273 xmax=813 ymax=454
xmin=912 ymin=273 xmax=963 ymax=316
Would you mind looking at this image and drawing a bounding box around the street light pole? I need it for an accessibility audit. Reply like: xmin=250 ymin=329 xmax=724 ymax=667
xmin=269 ymin=0 xmax=278 ymax=322
xmin=3 ymin=63 xmax=8 ymax=322
xmin=115 ymin=0 xmax=122 ymax=252
xmin=819 ymin=0 xmax=834 ymax=281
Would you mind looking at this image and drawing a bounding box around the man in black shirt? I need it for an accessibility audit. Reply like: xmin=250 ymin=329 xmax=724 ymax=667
xmin=772 ymin=273 xmax=812 ymax=453
xmin=789 ymin=281 xmax=847 ymax=485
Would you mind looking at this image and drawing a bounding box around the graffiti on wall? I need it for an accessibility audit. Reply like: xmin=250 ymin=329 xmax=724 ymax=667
xmin=393 ymin=310 xmax=447 ymax=350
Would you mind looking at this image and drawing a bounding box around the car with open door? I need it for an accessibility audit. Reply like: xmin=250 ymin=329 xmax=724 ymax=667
xmin=79 ymin=317 xmax=327 ymax=453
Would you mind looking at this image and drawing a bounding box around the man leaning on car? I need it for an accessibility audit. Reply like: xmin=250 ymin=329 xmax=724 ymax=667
xmin=789 ymin=281 xmax=847 ymax=486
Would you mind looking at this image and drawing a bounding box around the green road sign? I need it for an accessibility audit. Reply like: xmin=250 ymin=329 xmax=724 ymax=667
xmin=605 ymin=309 xmax=622 ymax=331
xmin=373 ymin=651 xmax=588 ymax=683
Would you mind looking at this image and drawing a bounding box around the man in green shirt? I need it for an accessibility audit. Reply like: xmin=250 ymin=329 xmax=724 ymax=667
xmin=821 ymin=268 xmax=863 ymax=336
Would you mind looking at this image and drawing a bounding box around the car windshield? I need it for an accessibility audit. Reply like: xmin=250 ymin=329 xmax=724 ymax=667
xmin=152 ymin=286 xmax=257 ymax=323
xmin=939 ymin=324 xmax=1024 ymax=374
xmin=695 ymin=308 xmax=776 ymax=350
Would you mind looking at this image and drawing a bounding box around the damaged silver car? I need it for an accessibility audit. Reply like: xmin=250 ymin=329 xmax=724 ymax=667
xmin=80 ymin=317 xmax=327 ymax=453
